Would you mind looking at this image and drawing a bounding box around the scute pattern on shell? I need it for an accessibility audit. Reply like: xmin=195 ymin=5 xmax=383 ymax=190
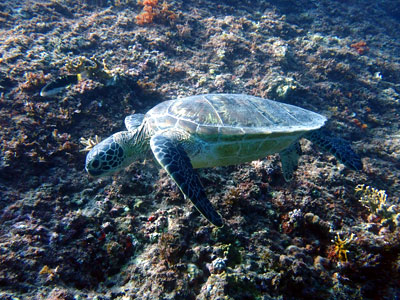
xmin=146 ymin=94 xmax=327 ymax=135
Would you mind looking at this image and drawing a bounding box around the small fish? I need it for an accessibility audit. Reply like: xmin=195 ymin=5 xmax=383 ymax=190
xmin=40 ymin=73 xmax=84 ymax=97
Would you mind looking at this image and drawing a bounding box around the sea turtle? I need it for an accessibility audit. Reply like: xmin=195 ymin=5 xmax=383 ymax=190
xmin=85 ymin=94 xmax=362 ymax=227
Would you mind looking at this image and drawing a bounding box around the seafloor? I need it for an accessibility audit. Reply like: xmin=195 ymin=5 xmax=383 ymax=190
xmin=0 ymin=0 xmax=399 ymax=299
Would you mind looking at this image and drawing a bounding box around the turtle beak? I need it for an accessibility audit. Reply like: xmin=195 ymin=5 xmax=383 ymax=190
xmin=86 ymin=169 xmax=97 ymax=177
xmin=85 ymin=165 xmax=104 ymax=177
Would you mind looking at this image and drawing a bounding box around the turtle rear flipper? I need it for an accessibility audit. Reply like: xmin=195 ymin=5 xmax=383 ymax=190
xmin=305 ymin=129 xmax=362 ymax=170
xmin=150 ymin=133 xmax=223 ymax=227
xmin=280 ymin=141 xmax=302 ymax=182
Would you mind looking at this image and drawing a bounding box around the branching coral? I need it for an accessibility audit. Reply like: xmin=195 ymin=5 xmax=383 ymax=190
xmin=356 ymin=184 xmax=388 ymax=213
xmin=329 ymin=232 xmax=355 ymax=263
xmin=80 ymin=135 xmax=101 ymax=152
xmin=355 ymin=184 xmax=400 ymax=227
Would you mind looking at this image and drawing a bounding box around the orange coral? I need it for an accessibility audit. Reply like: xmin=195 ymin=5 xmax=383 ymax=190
xmin=136 ymin=7 xmax=155 ymax=25
xmin=135 ymin=0 xmax=176 ymax=25
xmin=141 ymin=0 xmax=158 ymax=6
xmin=350 ymin=40 xmax=369 ymax=55
xmin=136 ymin=0 xmax=157 ymax=25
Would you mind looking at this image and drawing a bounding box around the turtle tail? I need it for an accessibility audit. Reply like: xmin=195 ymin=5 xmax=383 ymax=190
xmin=305 ymin=129 xmax=363 ymax=171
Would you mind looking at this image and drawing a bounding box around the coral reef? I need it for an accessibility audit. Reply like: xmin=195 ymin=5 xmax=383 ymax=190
xmin=0 ymin=0 xmax=399 ymax=299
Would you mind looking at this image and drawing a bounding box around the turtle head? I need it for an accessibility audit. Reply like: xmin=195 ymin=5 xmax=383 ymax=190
xmin=85 ymin=133 xmax=129 ymax=177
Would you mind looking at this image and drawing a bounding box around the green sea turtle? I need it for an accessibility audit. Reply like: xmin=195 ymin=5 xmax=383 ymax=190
xmin=85 ymin=94 xmax=362 ymax=227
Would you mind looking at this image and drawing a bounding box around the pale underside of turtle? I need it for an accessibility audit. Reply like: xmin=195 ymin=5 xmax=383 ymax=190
xmin=85 ymin=94 xmax=362 ymax=227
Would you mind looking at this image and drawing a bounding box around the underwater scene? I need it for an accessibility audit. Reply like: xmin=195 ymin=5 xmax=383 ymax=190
xmin=0 ymin=0 xmax=399 ymax=299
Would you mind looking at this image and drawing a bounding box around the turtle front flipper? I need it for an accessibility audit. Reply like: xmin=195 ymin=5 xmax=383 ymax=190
xmin=125 ymin=114 xmax=145 ymax=131
xmin=305 ymin=129 xmax=362 ymax=170
xmin=150 ymin=133 xmax=223 ymax=227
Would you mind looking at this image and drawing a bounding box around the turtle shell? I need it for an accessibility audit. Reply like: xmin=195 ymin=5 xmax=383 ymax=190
xmin=145 ymin=94 xmax=327 ymax=136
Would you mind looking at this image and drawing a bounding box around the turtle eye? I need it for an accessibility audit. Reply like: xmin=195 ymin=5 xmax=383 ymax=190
xmin=85 ymin=137 xmax=126 ymax=177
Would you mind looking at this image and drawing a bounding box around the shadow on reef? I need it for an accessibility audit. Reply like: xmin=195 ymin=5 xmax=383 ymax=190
xmin=0 ymin=177 xmax=141 ymax=293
